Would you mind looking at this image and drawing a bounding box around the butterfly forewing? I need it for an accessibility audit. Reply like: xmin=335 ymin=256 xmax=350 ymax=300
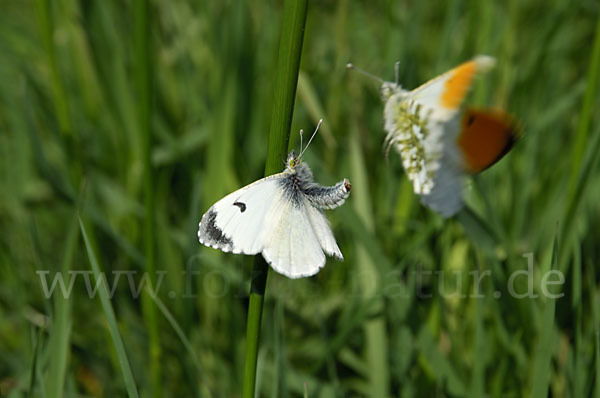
xmin=198 ymin=175 xmax=284 ymax=254
xmin=410 ymin=56 xmax=496 ymax=121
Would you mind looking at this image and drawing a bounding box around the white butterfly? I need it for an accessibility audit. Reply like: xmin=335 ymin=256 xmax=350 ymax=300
xmin=198 ymin=121 xmax=351 ymax=278
xmin=349 ymin=56 xmax=518 ymax=217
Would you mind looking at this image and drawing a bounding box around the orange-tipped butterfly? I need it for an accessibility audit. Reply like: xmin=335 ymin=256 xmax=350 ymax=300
xmin=348 ymin=56 xmax=520 ymax=217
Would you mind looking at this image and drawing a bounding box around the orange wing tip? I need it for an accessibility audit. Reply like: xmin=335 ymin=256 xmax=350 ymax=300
xmin=440 ymin=56 xmax=496 ymax=110
xmin=457 ymin=108 xmax=521 ymax=174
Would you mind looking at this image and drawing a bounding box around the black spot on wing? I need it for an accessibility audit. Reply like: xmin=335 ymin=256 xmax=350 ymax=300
xmin=486 ymin=127 xmax=520 ymax=170
xmin=467 ymin=114 xmax=475 ymax=126
xmin=233 ymin=201 xmax=246 ymax=212
xmin=199 ymin=210 xmax=233 ymax=247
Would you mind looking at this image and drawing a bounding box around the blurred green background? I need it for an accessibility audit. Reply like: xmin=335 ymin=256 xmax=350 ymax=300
xmin=1 ymin=0 xmax=600 ymax=396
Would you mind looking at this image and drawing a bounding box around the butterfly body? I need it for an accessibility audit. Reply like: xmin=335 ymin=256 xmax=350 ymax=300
xmin=198 ymin=150 xmax=350 ymax=278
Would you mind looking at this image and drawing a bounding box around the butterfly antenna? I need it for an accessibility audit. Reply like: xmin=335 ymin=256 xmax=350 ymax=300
xmin=394 ymin=61 xmax=401 ymax=85
xmin=299 ymin=129 xmax=304 ymax=154
xmin=299 ymin=119 xmax=323 ymax=158
xmin=346 ymin=63 xmax=385 ymax=84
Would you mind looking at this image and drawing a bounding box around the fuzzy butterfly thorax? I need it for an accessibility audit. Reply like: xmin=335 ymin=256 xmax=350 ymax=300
xmin=282 ymin=151 xmax=351 ymax=210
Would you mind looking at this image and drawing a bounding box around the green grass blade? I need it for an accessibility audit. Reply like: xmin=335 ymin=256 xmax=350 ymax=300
xmin=271 ymin=300 xmax=287 ymax=397
xmin=28 ymin=327 xmax=44 ymax=398
xmin=594 ymin=322 xmax=600 ymax=398
xmin=590 ymin=262 xmax=600 ymax=398
xmin=417 ymin=326 xmax=466 ymax=396
xmin=243 ymin=257 xmax=270 ymax=398
xmin=242 ymin=1 xmax=308 ymax=397
xmin=435 ymin=0 xmax=461 ymax=70
xmin=134 ymin=0 xmax=162 ymax=395
xmin=597 ymin=327 xmax=600 ymax=398
xmin=456 ymin=206 xmax=499 ymax=252
xmin=297 ymin=71 xmax=336 ymax=149
xmin=560 ymin=14 xmax=600 ymax=272
xmin=309 ymin=296 xmax=381 ymax=375
xmin=567 ymin=14 xmax=600 ymax=199
xmin=559 ymin=122 xmax=600 ymax=273
xmin=147 ymin=287 xmax=211 ymax=397
xmin=469 ymin=291 xmax=485 ymax=397
xmin=530 ymin=234 xmax=559 ymax=398
xmin=348 ymin=125 xmax=389 ymax=397
xmin=79 ymin=216 xmax=139 ymax=398
xmin=33 ymin=0 xmax=72 ymax=135
xmin=265 ymin=1 xmax=308 ymax=170
xmin=572 ymin=246 xmax=584 ymax=398
xmin=44 ymin=215 xmax=78 ymax=398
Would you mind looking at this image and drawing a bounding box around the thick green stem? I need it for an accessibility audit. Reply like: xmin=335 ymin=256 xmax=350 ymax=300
xmin=241 ymin=1 xmax=308 ymax=397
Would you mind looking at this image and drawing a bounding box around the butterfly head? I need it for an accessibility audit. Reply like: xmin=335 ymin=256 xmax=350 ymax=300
xmin=288 ymin=119 xmax=324 ymax=173
xmin=380 ymin=81 xmax=403 ymax=101
xmin=286 ymin=150 xmax=301 ymax=172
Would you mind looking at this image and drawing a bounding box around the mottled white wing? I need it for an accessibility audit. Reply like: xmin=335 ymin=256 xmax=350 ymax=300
xmin=262 ymin=198 xmax=330 ymax=279
xmin=418 ymin=116 xmax=465 ymax=217
xmin=419 ymin=160 xmax=464 ymax=217
xmin=383 ymin=97 xmax=445 ymax=195
xmin=198 ymin=174 xmax=285 ymax=254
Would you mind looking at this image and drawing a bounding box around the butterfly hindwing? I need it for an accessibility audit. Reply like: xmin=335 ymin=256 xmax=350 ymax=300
xmin=458 ymin=108 xmax=520 ymax=173
xmin=262 ymin=197 xmax=327 ymax=278
xmin=419 ymin=109 xmax=520 ymax=217
xmin=305 ymin=205 xmax=343 ymax=260
xmin=419 ymin=153 xmax=465 ymax=217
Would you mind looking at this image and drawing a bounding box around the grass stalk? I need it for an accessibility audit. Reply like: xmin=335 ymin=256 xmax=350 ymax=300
xmin=567 ymin=14 xmax=600 ymax=199
xmin=348 ymin=126 xmax=389 ymax=397
xmin=596 ymin=327 xmax=600 ymax=398
xmin=147 ymin=287 xmax=211 ymax=397
xmin=44 ymin=215 xmax=78 ymax=397
xmin=134 ymin=0 xmax=162 ymax=395
xmin=241 ymin=0 xmax=308 ymax=396
xmin=79 ymin=217 xmax=139 ymax=398
xmin=33 ymin=0 xmax=72 ymax=136
xmin=530 ymin=234 xmax=559 ymax=398
xmin=559 ymin=15 xmax=600 ymax=272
